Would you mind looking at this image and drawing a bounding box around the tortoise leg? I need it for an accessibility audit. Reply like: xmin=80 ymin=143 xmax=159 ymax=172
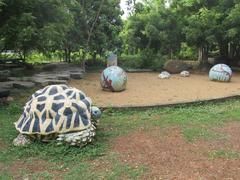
xmin=56 ymin=125 xmax=96 ymax=147
xmin=13 ymin=134 xmax=31 ymax=146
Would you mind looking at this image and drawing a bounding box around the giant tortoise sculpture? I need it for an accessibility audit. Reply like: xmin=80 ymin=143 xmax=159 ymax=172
xmin=13 ymin=84 xmax=101 ymax=147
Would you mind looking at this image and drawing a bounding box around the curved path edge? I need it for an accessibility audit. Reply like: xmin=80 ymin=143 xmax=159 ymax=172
xmin=99 ymin=94 xmax=240 ymax=110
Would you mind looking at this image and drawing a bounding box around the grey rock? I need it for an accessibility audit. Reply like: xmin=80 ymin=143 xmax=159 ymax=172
xmin=47 ymin=79 xmax=67 ymax=85
xmin=164 ymin=60 xmax=189 ymax=74
xmin=0 ymin=88 xmax=10 ymax=98
xmin=56 ymin=74 xmax=70 ymax=80
xmin=13 ymin=81 xmax=35 ymax=89
xmin=0 ymin=81 xmax=13 ymax=89
xmin=0 ymin=70 xmax=11 ymax=81
xmin=70 ymin=72 xmax=84 ymax=79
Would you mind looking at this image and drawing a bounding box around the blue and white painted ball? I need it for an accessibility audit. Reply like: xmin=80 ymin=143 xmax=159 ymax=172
xmin=100 ymin=66 xmax=127 ymax=92
xmin=209 ymin=64 xmax=232 ymax=82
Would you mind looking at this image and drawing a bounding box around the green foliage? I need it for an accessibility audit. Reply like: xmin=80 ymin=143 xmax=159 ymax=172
xmin=119 ymin=54 xmax=142 ymax=68
xmin=178 ymin=43 xmax=198 ymax=60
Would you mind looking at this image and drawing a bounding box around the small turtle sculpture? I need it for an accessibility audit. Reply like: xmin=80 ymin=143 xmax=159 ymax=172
xmin=13 ymin=84 xmax=101 ymax=147
xmin=158 ymin=71 xmax=171 ymax=79
xmin=180 ymin=71 xmax=190 ymax=77
xmin=209 ymin=64 xmax=232 ymax=82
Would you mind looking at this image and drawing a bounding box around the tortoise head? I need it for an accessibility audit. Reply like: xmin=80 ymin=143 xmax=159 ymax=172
xmin=91 ymin=106 xmax=101 ymax=120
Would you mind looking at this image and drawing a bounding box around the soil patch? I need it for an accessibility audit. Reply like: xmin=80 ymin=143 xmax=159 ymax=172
xmin=5 ymin=158 xmax=65 ymax=179
xmin=113 ymin=125 xmax=240 ymax=179
xmin=69 ymin=72 xmax=240 ymax=107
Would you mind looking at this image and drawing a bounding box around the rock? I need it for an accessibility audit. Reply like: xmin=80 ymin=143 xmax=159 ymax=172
xmin=164 ymin=60 xmax=189 ymax=74
xmin=180 ymin=71 xmax=190 ymax=77
xmin=0 ymin=88 xmax=10 ymax=98
xmin=70 ymin=72 xmax=84 ymax=79
xmin=33 ymin=78 xmax=67 ymax=87
xmin=0 ymin=81 xmax=13 ymax=89
xmin=56 ymin=74 xmax=70 ymax=80
xmin=13 ymin=81 xmax=35 ymax=89
xmin=0 ymin=70 xmax=11 ymax=81
xmin=107 ymin=53 xmax=118 ymax=67
xmin=158 ymin=71 xmax=171 ymax=79
xmin=47 ymin=79 xmax=67 ymax=85
xmin=8 ymin=76 xmax=32 ymax=81
xmin=33 ymin=78 xmax=49 ymax=87
xmin=0 ymin=96 xmax=14 ymax=105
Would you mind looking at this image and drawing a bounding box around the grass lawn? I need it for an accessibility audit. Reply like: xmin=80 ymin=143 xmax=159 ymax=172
xmin=1 ymin=89 xmax=240 ymax=179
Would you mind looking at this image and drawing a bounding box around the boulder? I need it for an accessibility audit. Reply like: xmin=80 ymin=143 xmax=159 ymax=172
xmin=180 ymin=71 xmax=190 ymax=77
xmin=158 ymin=71 xmax=171 ymax=79
xmin=164 ymin=60 xmax=189 ymax=74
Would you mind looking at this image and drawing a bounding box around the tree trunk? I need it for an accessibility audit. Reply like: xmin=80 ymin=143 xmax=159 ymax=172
xmin=198 ymin=45 xmax=208 ymax=65
xmin=219 ymin=42 xmax=228 ymax=59
xmin=83 ymin=0 xmax=105 ymax=72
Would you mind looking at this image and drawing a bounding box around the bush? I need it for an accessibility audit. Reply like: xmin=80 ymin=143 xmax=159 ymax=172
xmin=119 ymin=50 xmax=167 ymax=69
xmin=118 ymin=54 xmax=143 ymax=68
xmin=178 ymin=43 xmax=198 ymax=60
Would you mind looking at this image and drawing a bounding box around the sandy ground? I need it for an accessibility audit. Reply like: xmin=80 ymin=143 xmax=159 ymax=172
xmin=69 ymin=72 xmax=240 ymax=107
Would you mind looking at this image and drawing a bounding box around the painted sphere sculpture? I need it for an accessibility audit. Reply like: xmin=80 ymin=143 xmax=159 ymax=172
xmin=100 ymin=66 xmax=127 ymax=92
xmin=13 ymin=84 xmax=101 ymax=147
xmin=209 ymin=64 xmax=232 ymax=82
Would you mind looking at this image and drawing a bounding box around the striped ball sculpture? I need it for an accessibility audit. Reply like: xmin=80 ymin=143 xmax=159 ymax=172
xmin=209 ymin=64 xmax=232 ymax=82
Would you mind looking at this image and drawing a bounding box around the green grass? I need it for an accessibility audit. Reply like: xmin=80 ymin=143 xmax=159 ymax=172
xmin=209 ymin=149 xmax=240 ymax=159
xmin=1 ymin=91 xmax=240 ymax=179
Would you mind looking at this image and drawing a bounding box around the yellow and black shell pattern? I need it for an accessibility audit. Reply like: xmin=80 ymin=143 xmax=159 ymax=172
xmin=15 ymin=85 xmax=92 ymax=135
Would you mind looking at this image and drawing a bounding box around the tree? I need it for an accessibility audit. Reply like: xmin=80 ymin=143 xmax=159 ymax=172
xmin=0 ymin=0 xmax=72 ymax=60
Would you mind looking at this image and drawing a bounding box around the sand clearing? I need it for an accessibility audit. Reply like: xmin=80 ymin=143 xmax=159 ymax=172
xmin=69 ymin=72 xmax=240 ymax=107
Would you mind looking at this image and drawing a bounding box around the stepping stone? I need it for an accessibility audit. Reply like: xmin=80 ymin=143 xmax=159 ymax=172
xmin=33 ymin=78 xmax=49 ymax=87
xmin=34 ymin=73 xmax=57 ymax=80
xmin=12 ymin=81 xmax=35 ymax=89
xmin=47 ymin=79 xmax=67 ymax=85
xmin=56 ymin=74 xmax=70 ymax=80
xmin=0 ymin=70 xmax=11 ymax=81
xmin=0 ymin=88 xmax=10 ymax=98
xmin=33 ymin=78 xmax=67 ymax=87
xmin=70 ymin=72 xmax=84 ymax=79
xmin=0 ymin=81 xmax=13 ymax=89
xmin=8 ymin=77 xmax=32 ymax=81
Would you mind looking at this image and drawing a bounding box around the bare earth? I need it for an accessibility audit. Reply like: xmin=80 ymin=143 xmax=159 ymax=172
xmin=69 ymin=72 xmax=240 ymax=107
xmin=113 ymin=123 xmax=240 ymax=179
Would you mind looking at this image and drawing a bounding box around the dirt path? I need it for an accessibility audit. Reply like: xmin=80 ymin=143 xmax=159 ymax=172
xmin=69 ymin=72 xmax=240 ymax=107
xmin=113 ymin=124 xmax=240 ymax=179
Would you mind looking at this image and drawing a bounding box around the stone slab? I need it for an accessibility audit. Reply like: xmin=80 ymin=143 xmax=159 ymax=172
xmin=0 ymin=81 xmax=13 ymax=89
xmin=70 ymin=72 xmax=84 ymax=79
xmin=0 ymin=88 xmax=10 ymax=98
xmin=12 ymin=81 xmax=35 ymax=89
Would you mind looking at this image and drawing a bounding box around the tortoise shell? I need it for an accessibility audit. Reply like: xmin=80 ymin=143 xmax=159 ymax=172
xmin=15 ymin=85 xmax=92 ymax=135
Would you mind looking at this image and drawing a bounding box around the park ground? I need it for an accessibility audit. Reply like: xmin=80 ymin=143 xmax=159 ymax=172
xmin=1 ymin=88 xmax=240 ymax=179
